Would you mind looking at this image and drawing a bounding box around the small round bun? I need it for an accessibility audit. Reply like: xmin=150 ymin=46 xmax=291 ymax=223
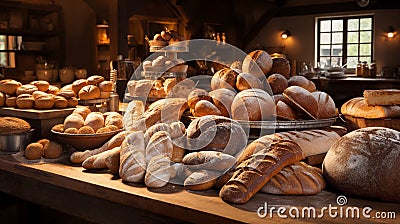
xmin=64 ymin=127 xmax=79 ymax=134
xmin=16 ymin=84 xmax=38 ymax=95
xmin=242 ymin=50 xmax=272 ymax=79
xmin=51 ymin=124 xmax=64 ymax=133
xmin=78 ymin=126 xmax=95 ymax=134
xmin=30 ymin=80 xmax=50 ymax=92
xmin=87 ymin=75 xmax=105 ymax=85
xmin=32 ymin=91 xmax=48 ymax=99
xmin=71 ymin=79 xmax=88 ymax=94
xmin=267 ymin=73 xmax=288 ymax=94
xmin=73 ymin=107 xmax=91 ymax=119
xmin=34 ymin=94 xmax=55 ymax=109
xmin=98 ymin=81 xmax=113 ymax=92
xmin=79 ymin=85 xmax=100 ymax=100
xmin=106 ymin=125 xmax=119 ymax=131
xmin=25 ymin=143 xmax=43 ymax=160
xmin=96 ymin=126 xmax=112 ymax=134
xmin=54 ymin=96 xmax=68 ymax=109
xmin=43 ymin=140 xmax=63 ymax=159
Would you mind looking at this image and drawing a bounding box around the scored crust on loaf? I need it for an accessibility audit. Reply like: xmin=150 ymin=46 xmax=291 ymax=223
xmin=182 ymin=151 xmax=237 ymax=171
xmin=363 ymin=89 xmax=400 ymax=106
xmin=145 ymin=154 xmax=172 ymax=188
xmin=119 ymin=131 xmax=146 ymax=183
xmin=341 ymin=97 xmax=400 ymax=119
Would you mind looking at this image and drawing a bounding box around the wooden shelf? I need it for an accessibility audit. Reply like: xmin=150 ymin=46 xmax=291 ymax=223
xmin=0 ymin=29 xmax=59 ymax=37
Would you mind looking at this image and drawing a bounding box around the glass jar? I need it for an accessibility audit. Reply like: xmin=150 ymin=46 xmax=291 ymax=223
xmin=356 ymin=61 xmax=362 ymax=76
xmin=369 ymin=61 xmax=376 ymax=78
xmin=361 ymin=61 xmax=369 ymax=78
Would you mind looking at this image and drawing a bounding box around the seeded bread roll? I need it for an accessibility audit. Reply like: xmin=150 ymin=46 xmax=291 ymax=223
xmin=0 ymin=79 xmax=22 ymax=95
xmin=16 ymin=84 xmax=38 ymax=95
xmin=87 ymin=75 xmax=105 ymax=85
xmin=30 ymin=80 xmax=50 ymax=92
xmin=231 ymin=88 xmax=275 ymax=121
xmin=211 ymin=68 xmax=239 ymax=91
xmin=71 ymin=79 xmax=88 ymax=94
xmin=79 ymin=85 xmax=100 ymax=100
xmin=242 ymin=50 xmax=273 ymax=79
xmin=236 ymin=72 xmax=263 ymax=91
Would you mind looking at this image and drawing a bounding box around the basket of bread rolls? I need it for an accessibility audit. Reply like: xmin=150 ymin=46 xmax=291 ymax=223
xmin=51 ymin=107 xmax=123 ymax=150
xmin=146 ymin=29 xmax=187 ymax=52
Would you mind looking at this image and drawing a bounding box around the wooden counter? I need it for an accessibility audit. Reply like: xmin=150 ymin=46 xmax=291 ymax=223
xmin=0 ymin=155 xmax=398 ymax=224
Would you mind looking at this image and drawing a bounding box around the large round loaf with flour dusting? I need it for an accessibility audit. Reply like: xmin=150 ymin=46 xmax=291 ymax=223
xmin=322 ymin=127 xmax=400 ymax=203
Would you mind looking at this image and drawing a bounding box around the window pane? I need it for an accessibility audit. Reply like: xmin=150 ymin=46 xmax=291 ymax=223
xmin=348 ymin=19 xmax=359 ymax=31
xmin=320 ymin=45 xmax=331 ymax=56
xmin=320 ymin=33 xmax=331 ymax=44
xmin=332 ymin=44 xmax=342 ymax=56
xmin=347 ymin=57 xmax=359 ymax=68
xmin=360 ymin=31 xmax=371 ymax=42
xmin=360 ymin=18 xmax=372 ymax=30
xmin=320 ymin=20 xmax=331 ymax=32
xmin=332 ymin=20 xmax=343 ymax=31
xmin=360 ymin=56 xmax=371 ymax=63
xmin=360 ymin=44 xmax=371 ymax=55
xmin=332 ymin=32 xmax=343 ymax=44
xmin=320 ymin=57 xmax=331 ymax=66
xmin=347 ymin=32 xmax=359 ymax=43
xmin=331 ymin=57 xmax=342 ymax=66
xmin=347 ymin=44 xmax=359 ymax=56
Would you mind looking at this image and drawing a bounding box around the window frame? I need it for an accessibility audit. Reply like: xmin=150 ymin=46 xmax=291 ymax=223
xmin=316 ymin=15 xmax=374 ymax=68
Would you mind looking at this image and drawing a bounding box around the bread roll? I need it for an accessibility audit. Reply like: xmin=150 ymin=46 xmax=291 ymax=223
xmin=25 ymin=143 xmax=44 ymax=160
xmin=119 ymin=131 xmax=146 ymax=182
xmin=47 ymin=85 xmax=60 ymax=95
xmin=236 ymin=72 xmax=263 ymax=91
xmin=84 ymin=112 xmax=104 ymax=132
xmin=267 ymin=73 xmax=288 ymax=94
xmin=182 ymin=151 xmax=236 ymax=171
xmin=143 ymin=121 xmax=186 ymax=145
xmin=0 ymin=92 xmax=5 ymax=107
xmin=16 ymin=94 xmax=35 ymax=109
xmin=242 ymin=50 xmax=272 ymax=79
xmin=220 ymin=139 xmax=303 ymax=204
xmin=99 ymin=91 xmax=111 ymax=99
xmin=43 ymin=140 xmax=63 ymax=159
xmin=311 ymin=91 xmax=337 ymax=119
xmin=341 ymin=97 xmax=400 ymax=119
xmin=209 ymin=88 xmax=236 ymax=117
xmin=261 ymin=162 xmax=325 ymax=195
xmin=71 ymin=79 xmax=88 ymax=94
xmin=51 ymin=124 xmax=64 ymax=133
xmin=288 ymin=76 xmax=316 ymax=92
xmin=184 ymin=170 xmax=221 ymax=191
xmin=268 ymin=57 xmax=291 ymax=78
xmin=104 ymin=113 xmax=123 ymax=129
xmin=82 ymin=146 xmax=121 ymax=171
xmin=32 ymin=90 xmax=47 ymax=99
xmin=37 ymin=139 xmax=50 ymax=147
xmin=67 ymin=97 xmax=78 ymax=107
xmin=34 ymin=94 xmax=55 ymax=109
xmin=187 ymin=88 xmax=212 ymax=109
xmin=231 ymin=88 xmax=275 ymax=121
xmin=64 ymin=128 xmax=79 ymax=134
xmin=323 ymin=127 xmax=400 ymax=203
xmin=64 ymin=113 xmax=85 ymax=130
xmin=98 ymin=80 xmax=113 ymax=92
xmin=145 ymin=154 xmax=172 ymax=188
xmin=57 ymin=89 xmax=77 ymax=99
xmin=122 ymin=100 xmax=145 ymax=131
xmin=363 ymin=89 xmax=400 ymax=106
xmin=0 ymin=79 xmax=22 ymax=95
xmin=79 ymin=85 xmax=100 ymax=100
xmin=283 ymin=86 xmax=318 ymax=119
xmin=194 ymin=100 xmax=222 ymax=117
xmin=145 ymin=131 xmax=173 ymax=164
xmin=16 ymin=84 xmax=38 ymax=95
xmin=87 ymin=75 xmax=105 ymax=85
xmin=30 ymin=80 xmax=50 ymax=92
xmin=54 ymin=96 xmax=68 ymax=109
xmin=5 ymin=96 xmax=16 ymax=107
xmin=276 ymin=101 xmax=297 ymax=120
xmin=78 ymin=126 xmax=95 ymax=134
xmin=211 ymin=68 xmax=239 ymax=91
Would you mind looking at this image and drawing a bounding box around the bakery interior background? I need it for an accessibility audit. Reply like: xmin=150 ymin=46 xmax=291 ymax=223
xmin=1 ymin=0 xmax=399 ymax=76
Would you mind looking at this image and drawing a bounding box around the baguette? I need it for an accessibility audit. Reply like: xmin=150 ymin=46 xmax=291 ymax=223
xmin=220 ymin=139 xmax=303 ymax=204
xmin=119 ymin=131 xmax=146 ymax=182
xmin=82 ymin=146 xmax=121 ymax=172
xmin=182 ymin=151 xmax=236 ymax=172
xmin=70 ymin=131 xmax=129 ymax=163
xmin=261 ymin=162 xmax=325 ymax=195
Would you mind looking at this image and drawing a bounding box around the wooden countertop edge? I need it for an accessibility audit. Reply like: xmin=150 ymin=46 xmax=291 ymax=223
xmin=0 ymin=107 xmax=75 ymax=119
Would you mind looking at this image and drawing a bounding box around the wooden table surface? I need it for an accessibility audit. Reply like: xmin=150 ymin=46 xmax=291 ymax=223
xmin=0 ymin=154 xmax=398 ymax=224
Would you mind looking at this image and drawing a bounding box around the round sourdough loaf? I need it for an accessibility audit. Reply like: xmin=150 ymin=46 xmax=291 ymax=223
xmin=267 ymin=73 xmax=288 ymax=94
xmin=268 ymin=57 xmax=291 ymax=79
xmin=231 ymin=88 xmax=275 ymax=121
xmin=311 ymin=91 xmax=337 ymax=119
xmin=209 ymin=88 xmax=236 ymax=117
xmin=242 ymin=50 xmax=272 ymax=79
xmin=79 ymin=85 xmax=100 ymax=100
xmin=211 ymin=68 xmax=238 ymax=91
xmin=283 ymin=86 xmax=318 ymax=119
xmin=288 ymin=76 xmax=316 ymax=92
xmin=236 ymin=72 xmax=263 ymax=91
xmin=323 ymin=127 xmax=400 ymax=203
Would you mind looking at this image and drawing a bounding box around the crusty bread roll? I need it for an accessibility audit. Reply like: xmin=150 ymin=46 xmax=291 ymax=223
xmin=186 ymin=115 xmax=247 ymax=156
xmin=220 ymin=139 xmax=303 ymax=204
xmin=283 ymin=86 xmax=318 ymax=119
xmin=267 ymin=73 xmax=288 ymax=94
xmin=209 ymin=88 xmax=236 ymax=118
xmin=34 ymin=94 xmax=55 ymax=109
xmin=145 ymin=154 xmax=172 ymax=188
xmin=276 ymin=101 xmax=297 ymax=120
xmin=47 ymin=85 xmax=60 ymax=95
xmin=78 ymin=126 xmax=95 ymax=134
xmin=143 ymin=121 xmax=186 ymax=146
xmin=119 ymin=131 xmax=146 ymax=182
xmin=16 ymin=84 xmax=38 ymax=95
xmin=16 ymin=94 xmax=35 ymax=109
xmin=99 ymin=91 xmax=111 ymax=99
xmin=32 ymin=90 xmax=47 ymax=99
xmin=82 ymin=146 xmax=121 ymax=172
xmin=67 ymin=97 xmax=78 ymax=107
xmin=5 ymin=96 xmax=16 ymax=107
xmin=0 ymin=117 xmax=31 ymax=134
xmin=145 ymin=131 xmax=174 ymax=164
xmin=122 ymin=100 xmax=145 ymax=131
xmin=311 ymin=91 xmax=337 ymax=119
xmin=182 ymin=151 xmax=236 ymax=171
xmin=231 ymin=88 xmax=275 ymax=121
xmin=0 ymin=92 xmax=5 ymax=107
xmin=194 ymin=100 xmax=222 ymax=117
xmin=71 ymin=79 xmax=88 ymax=94
xmin=104 ymin=113 xmax=123 ymax=129
xmin=57 ymin=89 xmax=77 ymax=99
xmin=364 ymin=89 xmax=400 ymax=106
xmin=30 ymin=80 xmax=50 ymax=92
xmin=54 ymin=96 xmax=68 ymax=109
xmin=184 ymin=170 xmax=221 ymax=191
xmin=0 ymin=79 xmax=22 ymax=95
xmin=267 ymin=57 xmax=291 ymax=79
xmin=79 ymin=85 xmax=100 ymax=100
xmin=98 ymin=81 xmax=113 ymax=92
xmin=211 ymin=68 xmax=239 ymax=91
xmin=87 ymin=75 xmax=105 ymax=85
xmin=341 ymin=97 xmax=400 ymax=119
xmin=43 ymin=140 xmax=63 ymax=159
xmin=242 ymin=50 xmax=272 ymax=79
xmin=64 ymin=113 xmax=85 ymax=130
xmin=24 ymin=143 xmax=44 ymax=160
xmin=84 ymin=112 xmax=104 ymax=132
xmin=187 ymin=88 xmax=212 ymax=109
xmin=323 ymin=127 xmax=400 ymax=203
xmin=236 ymin=72 xmax=263 ymax=91
xmin=261 ymin=162 xmax=325 ymax=195
xmin=288 ymin=76 xmax=316 ymax=92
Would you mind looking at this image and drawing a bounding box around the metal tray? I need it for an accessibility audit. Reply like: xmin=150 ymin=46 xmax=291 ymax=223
xmin=235 ymin=117 xmax=337 ymax=130
xmin=78 ymin=98 xmax=110 ymax=105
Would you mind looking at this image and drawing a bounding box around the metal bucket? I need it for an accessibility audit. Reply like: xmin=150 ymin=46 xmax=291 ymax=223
xmin=0 ymin=129 xmax=33 ymax=154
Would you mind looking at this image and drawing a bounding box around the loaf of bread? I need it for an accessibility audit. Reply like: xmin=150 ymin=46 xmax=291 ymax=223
xmin=84 ymin=112 xmax=105 ymax=132
xmin=209 ymin=88 xmax=236 ymax=117
xmin=16 ymin=94 xmax=35 ymax=109
xmin=267 ymin=57 xmax=291 ymax=78
xmin=236 ymin=72 xmax=263 ymax=91
xmin=82 ymin=146 xmax=121 ymax=173
xmin=54 ymin=96 xmax=68 ymax=109
xmin=267 ymin=73 xmax=288 ymax=95
xmin=43 ymin=140 xmax=63 ymax=159
xmin=194 ymin=100 xmax=222 ymax=117
xmin=119 ymin=131 xmax=146 ymax=182
xmin=64 ymin=113 xmax=85 ymax=130
xmin=231 ymin=88 xmax=275 ymax=121
xmin=79 ymin=85 xmax=101 ymax=100
xmin=143 ymin=121 xmax=185 ymax=145
xmin=187 ymin=88 xmax=212 ymax=109
xmin=283 ymin=86 xmax=318 ymax=119
xmin=104 ymin=112 xmax=123 ymax=129
xmin=363 ymin=89 xmax=400 ymax=106
xmin=30 ymin=80 xmax=50 ymax=92
xmin=220 ymin=139 xmax=303 ymax=204
xmin=35 ymin=94 xmax=55 ymax=109
xmin=182 ymin=151 xmax=236 ymax=171
xmin=288 ymin=76 xmax=316 ymax=92
xmin=87 ymin=75 xmax=105 ymax=85
xmin=211 ymin=68 xmax=238 ymax=91
xmin=184 ymin=170 xmax=221 ymax=191
xmin=47 ymin=85 xmax=59 ymax=95
xmin=70 ymin=131 xmax=129 ymax=163
xmin=5 ymin=96 xmax=16 ymax=107
xmin=186 ymin=115 xmax=247 ymax=156
xmin=57 ymin=89 xmax=77 ymax=99
xmin=242 ymin=50 xmax=272 ymax=79
xmin=275 ymin=101 xmax=297 ymax=120
xmin=16 ymin=84 xmax=38 ymax=95
xmin=311 ymin=91 xmax=337 ymax=119
xmin=123 ymin=100 xmax=145 ymax=131
xmin=144 ymin=154 xmax=172 ymax=188
xmin=73 ymin=107 xmax=91 ymax=119
xmin=0 ymin=79 xmax=22 ymax=95
xmin=24 ymin=143 xmax=44 ymax=160
xmin=71 ymin=79 xmax=88 ymax=94
xmin=341 ymin=97 xmax=400 ymax=119
xmin=145 ymin=131 xmax=174 ymax=164
xmin=323 ymin=127 xmax=400 ymax=203
xmin=261 ymin=162 xmax=325 ymax=195
xmin=98 ymin=81 xmax=113 ymax=92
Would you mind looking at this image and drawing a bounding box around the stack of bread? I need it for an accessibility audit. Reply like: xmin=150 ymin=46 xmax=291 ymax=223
xmin=148 ymin=29 xmax=186 ymax=48
xmin=51 ymin=107 xmax=123 ymax=135
xmin=341 ymin=89 xmax=400 ymax=131
xmin=69 ymin=75 xmax=113 ymax=100
xmin=142 ymin=56 xmax=187 ymax=73
xmin=0 ymin=79 xmax=77 ymax=109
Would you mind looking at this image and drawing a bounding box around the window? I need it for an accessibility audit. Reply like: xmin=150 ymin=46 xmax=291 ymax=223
xmin=317 ymin=15 xmax=374 ymax=68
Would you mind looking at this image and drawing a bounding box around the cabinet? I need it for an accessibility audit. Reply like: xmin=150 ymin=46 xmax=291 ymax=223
xmin=0 ymin=2 xmax=64 ymax=80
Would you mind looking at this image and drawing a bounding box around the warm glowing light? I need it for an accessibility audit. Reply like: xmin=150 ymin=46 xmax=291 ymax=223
xmin=387 ymin=32 xmax=394 ymax=38
xmin=281 ymin=30 xmax=291 ymax=39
